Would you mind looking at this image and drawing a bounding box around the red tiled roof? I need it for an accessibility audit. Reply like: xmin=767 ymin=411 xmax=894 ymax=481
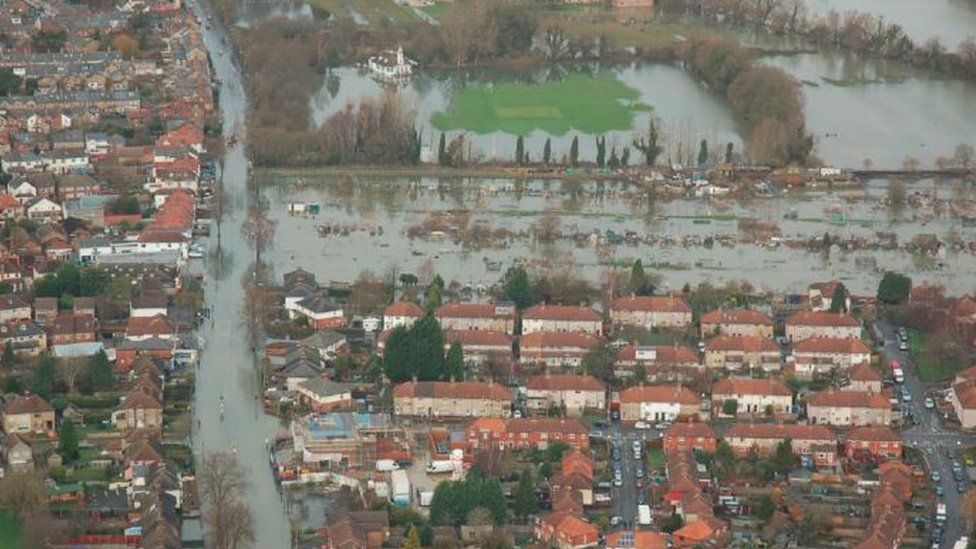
xmin=850 ymin=362 xmax=882 ymax=381
xmin=953 ymin=297 xmax=976 ymax=318
xmin=505 ymin=418 xmax=589 ymax=435
xmin=393 ymin=380 xmax=511 ymax=401
xmin=523 ymin=304 xmax=601 ymax=322
xmin=792 ymin=337 xmax=870 ymax=354
xmin=538 ymin=511 xmax=599 ymax=538
xmin=526 ymin=374 xmax=605 ymax=392
xmin=51 ymin=312 xmax=97 ymax=335
xmin=786 ymin=311 xmax=860 ymax=328
xmin=436 ymin=302 xmax=512 ymax=319
xmin=607 ymin=530 xmax=667 ymax=549
xmin=384 ymin=301 xmax=423 ymax=318
xmin=116 ymin=390 xmax=162 ymax=411
xmin=700 ymin=309 xmax=772 ymax=326
xmin=808 ymin=390 xmax=889 ymax=409
xmin=706 ymin=335 xmax=778 ymax=353
xmin=712 ymin=378 xmax=792 ymax=397
xmin=664 ymin=422 xmax=716 ymax=440
xmin=127 ymin=314 xmax=177 ymax=337
xmin=611 ymin=295 xmax=690 ymax=313
xmin=618 ymin=384 xmax=698 ymax=405
xmin=3 ymin=394 xmax=53 ymax=415
xmin=848 ymin=426 xmax=901 ymax=443
xmin=0 ymin=194 xmax=20 ymax=210
xmin=725 ymin=422 xmax=833 ymax=441
xmin=520 ymin=331 xmax=600 ymax=349
xmin=443 ymin=329 xmax=511 ymax=347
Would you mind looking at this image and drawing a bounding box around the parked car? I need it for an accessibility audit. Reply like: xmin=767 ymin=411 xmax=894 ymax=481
xmin=925 ymin=397 xmax=935 ymax=409
xmin=634 ymin=421 xmax=650 ymax=430
xmin=654 ymin=421 xmax=672 ymax=430
xmin=959 ymin=482 xmax=968 ymax=493
xmin=932 ymin=471 xmax=941 ymax=483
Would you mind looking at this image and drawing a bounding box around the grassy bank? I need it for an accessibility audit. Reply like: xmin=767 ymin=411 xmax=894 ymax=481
xmin=0 ymin=510 xmax=21 ymax=549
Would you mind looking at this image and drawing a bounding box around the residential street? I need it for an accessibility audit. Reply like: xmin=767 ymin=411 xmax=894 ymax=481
xmin=879 ymin=319 xmax=976 ymax=547
xmin=189 ymin=0 xmax=290 ymax=546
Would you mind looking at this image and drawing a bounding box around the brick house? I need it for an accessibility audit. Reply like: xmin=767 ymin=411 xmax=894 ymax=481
xmin=466 ymin=418 xmax=590 ymax=452
xmin=519 ymin=331 xmax=600 ymax=369
xmin=784 ymin=311 xmax=861 ymax=342
xmin=0 ymin=293 xmax=31 ymax=323
xmin=846 ymin=426 xmax=903 ymax=460
xmin=49 ymin=311 xmax=97 ymax=345
xmin=844 ymin=363 xmax=882 ymax=394
xmin=724 ymin=423 xmax=837 ymax=466
xmin=614 ymin=343 xmax=701 ymax=381
xmin=807 ymin=390 xmax=893 ymax=426
xmin=290 ymin=295 xmax=346 ymax=329
xmin=711 ymin=378 xmax=793 ymax=417
xmin=609 ymin=295 xmax=692 ymax=331
xmin=699 ymin=309 xmax=773 ymax=338
xmin=0 ymin=320 xmax=47 ymax=356
xmin=617 ymin=384 xmax=701 ymax=422
xmin=525 ymin=374 xmax=606 ymax=417
xmin=442 ymin=329 xmax=512 ymax=364
xmin=435 ymin=302 xmax=515 ymax=334
xmin=393 ymin=380 xmax=511 ymax=419
xmin=663 ymin=422 xmax=717 ymax=454
xmin=382 ymin=301 xmax=423 ymax=331
xmin=791 ymin=337 xmax=871 ymax=378
xmin=125 ymin=314 xmax=179 ymax=342
xmin=535 ymin=511 xmax=599 ymax=549
xmin=296 ymin=376 xmax=356 ymax=413
xmin=704 ymin=335 xmax=781 ymax=372
xmin=111 ymin=390 xmax=163 ymax=432
xmin=522 ymin=304 xmax=603 ymax=336
xmin=1 ymin=394 xmax=55 ymax=434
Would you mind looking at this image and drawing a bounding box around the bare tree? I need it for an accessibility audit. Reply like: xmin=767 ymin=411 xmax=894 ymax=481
xmin=200 ymin=452 xmax=255 ymax=549
xmin=0 ymin=471 xmax=47 ymax=517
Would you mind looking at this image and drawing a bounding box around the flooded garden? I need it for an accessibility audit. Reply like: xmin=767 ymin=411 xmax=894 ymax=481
xmin=262 ymin=175 xmax=976 ymax=296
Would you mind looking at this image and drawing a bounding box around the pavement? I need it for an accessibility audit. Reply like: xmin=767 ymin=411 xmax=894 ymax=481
xmin=879 ymin=319 xmax=976 ymax=547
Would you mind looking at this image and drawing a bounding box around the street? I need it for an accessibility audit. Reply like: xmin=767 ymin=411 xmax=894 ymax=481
xmin=189 ymin=0 xmax=290 ymax=546
xmin=878 ymin=319 xmax=976 ymax=547
xmin=606 ymin=425 xmax=660 ymax=527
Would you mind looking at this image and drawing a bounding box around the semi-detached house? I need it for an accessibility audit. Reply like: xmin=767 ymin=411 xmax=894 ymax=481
xmin=466 ymin=417 xmax=590 ymax=452
xmin=617 ymin=384 xmax=701 ymax=422
xmin=704 ymin=335 xmax=781 ymax=373
xmin=699 ymin=309 xmax=774 ymax=338
xmin=807 ymin=390 xmax=893 ymax=426
xmin=846 ymin=426 xmax=903 ymax=460
xmin=791 ymin=337 xmax=871 ymax=378
xmin=519 ymin=331 xmax=600 ymax=368
xmin=522 ymin=304 xmax=602 ymax=336
xmin=711 ymin=378 xmax=793 ymax=417
xmin=785 ymin=311 xmax=861 ymax=342
xmin=382 ymin=300 xmax=423 ymax=331
xmin=393 ymin=380 xmax=512 ymax=419
xmin=435 ymin=302 xmax=516 ymax=334
xmin=525 ymin=373 xmax=605 ymax=416
xmin=724 ymin=423 xmax=837 ymax=466
xmin=609 ymin=295 xmax=692 ymax=331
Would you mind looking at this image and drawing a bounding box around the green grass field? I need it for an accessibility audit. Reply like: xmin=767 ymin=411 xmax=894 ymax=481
xmin=0 ymin=510 xmax=21 ymax=549
xmin=431 ymin=73 xmax=651 ymax=135
xmin=419 ymin=1 xmax=451 ymax=20
xmin=909 ymin=329 xmax=967 ymax=382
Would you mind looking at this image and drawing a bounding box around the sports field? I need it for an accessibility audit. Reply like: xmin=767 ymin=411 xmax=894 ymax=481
xmin=431 ymin=73 xmax=651 ymax=135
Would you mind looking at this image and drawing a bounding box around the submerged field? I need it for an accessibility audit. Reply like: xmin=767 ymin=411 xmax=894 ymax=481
xmin=430 ymin=73 xmax=651 ymax=135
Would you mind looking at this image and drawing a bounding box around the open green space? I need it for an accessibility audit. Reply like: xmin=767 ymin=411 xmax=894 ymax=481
xmin=431 ymin=73 xmax=651 ymax=135
xmin=419 ymin=1 xmax=451 ymax=20
xmin=909 ymin=329 xmax=967 ymax=382
xmin=0 ymin=510 xmax=21 ymax=549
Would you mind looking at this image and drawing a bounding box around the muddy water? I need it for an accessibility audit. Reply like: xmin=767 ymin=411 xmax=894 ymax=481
xmin=263 ymin=176 xmax=976 ymax=296
xmin=805 ymin=0 xmax=976 ymax=47
xmin=310 ymin=58 xmax=976 ymax=170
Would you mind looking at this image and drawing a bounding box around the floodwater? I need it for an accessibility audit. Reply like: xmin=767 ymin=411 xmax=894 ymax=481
xmin=190 ymin=0 xmax=291 ymax=546
xmin=762 ymin=52 xmax=976 ymax=169
xmin=310 ymin=64 xmax=743 ymax=167
xmin=805 ymin=0 xmax=976 ymax=47
xmin=310 ymin=56 xmax=976 ymax=169
xmin=263 ymin=176 xmax=976 ymax=297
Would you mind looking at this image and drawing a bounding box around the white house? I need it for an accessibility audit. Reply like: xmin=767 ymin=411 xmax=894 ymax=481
xmin=26 ymin=197 xmax=63 ymax=220
xmin=7 ymin=180 xmax=37 ymax=204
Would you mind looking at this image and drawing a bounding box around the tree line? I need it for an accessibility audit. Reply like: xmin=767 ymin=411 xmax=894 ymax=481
xmin=681 ymin=34 xmax=813 ymax=165
xmin=660 ymin=0 xmax=976 ymax=81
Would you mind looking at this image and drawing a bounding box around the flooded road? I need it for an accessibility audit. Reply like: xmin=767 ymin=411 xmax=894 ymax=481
xmin=264 ymin=176 xmax=976 ymax=297
xmin=191 ymin=0 xmax=290 ymax=546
